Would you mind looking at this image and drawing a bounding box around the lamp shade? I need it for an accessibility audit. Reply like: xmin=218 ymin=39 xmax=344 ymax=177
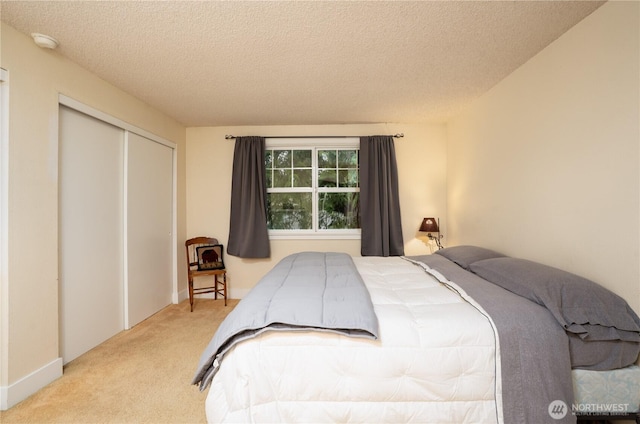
xmin=419 ymin=217 xmax=439 ymax=233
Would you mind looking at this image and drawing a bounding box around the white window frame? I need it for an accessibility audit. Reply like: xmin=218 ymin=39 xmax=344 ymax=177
xmin=266 ymin=137 xmax=361 ymax=240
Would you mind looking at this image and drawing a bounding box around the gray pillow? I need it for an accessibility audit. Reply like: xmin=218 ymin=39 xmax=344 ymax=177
xmin=470 ymin=257 xmax=640 ymax=343
xmin=434 ymin=245 xmax=506 ymax=270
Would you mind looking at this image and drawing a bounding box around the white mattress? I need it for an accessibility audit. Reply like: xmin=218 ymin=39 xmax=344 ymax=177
xmin=573 ymin=365 xmax=640 ymax=414
xmin=205 ymin=256 xmax=499 ymax=423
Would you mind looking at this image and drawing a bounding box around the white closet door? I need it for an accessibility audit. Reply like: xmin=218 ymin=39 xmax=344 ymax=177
xmin=59 ymin=106 xmax=124 ymax=364
xmin=126 ymin=132 xmax=173 ymax=327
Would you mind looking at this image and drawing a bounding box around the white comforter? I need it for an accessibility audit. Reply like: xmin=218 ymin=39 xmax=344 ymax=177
xmin=205 ymin=256 xmax=499 ymax=423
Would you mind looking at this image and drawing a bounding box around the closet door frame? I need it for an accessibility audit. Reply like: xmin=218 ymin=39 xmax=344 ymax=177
xmin=0 ymin=68 xmax=9 ymax=389
xmin=58 ymin=95 xmax=178 ymax=329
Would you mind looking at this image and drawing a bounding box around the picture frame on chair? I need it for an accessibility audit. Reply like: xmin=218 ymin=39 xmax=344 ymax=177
xmin=196 ymin=245 xmax=224 ymax=271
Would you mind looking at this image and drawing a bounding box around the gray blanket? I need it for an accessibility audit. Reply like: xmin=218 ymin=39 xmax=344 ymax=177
xmin=192 ymin=252 xmax=379 ymax=391
xmin=409 ymin=254 xmax=576 ymax=424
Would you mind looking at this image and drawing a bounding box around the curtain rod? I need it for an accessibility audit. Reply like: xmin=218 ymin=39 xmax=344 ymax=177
xmin=224 ymin=133 xmax=404 ymax=140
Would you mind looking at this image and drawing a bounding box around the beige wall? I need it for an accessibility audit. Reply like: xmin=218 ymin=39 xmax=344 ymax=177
xmin=0 ymin=23 xmax=186 ymax=400
xmin=447 ymin=2 xmax=640 ymax=312
xmin=186 ymin=123 xmax=447 ymax=297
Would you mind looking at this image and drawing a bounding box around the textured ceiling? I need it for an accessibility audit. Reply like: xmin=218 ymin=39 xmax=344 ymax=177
xmin=1 ymin=1 xmax=604 ymax=127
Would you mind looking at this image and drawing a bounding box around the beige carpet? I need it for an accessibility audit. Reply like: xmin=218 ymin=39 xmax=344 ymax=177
xmin=0 ymin=299 xmax=238 ymax=424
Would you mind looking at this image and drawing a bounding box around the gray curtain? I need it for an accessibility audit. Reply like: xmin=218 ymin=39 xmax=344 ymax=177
xmin=359 ymin=136 xmax=404 ymax=256
xmin=227 ymin=136 xmax=270 ymax=258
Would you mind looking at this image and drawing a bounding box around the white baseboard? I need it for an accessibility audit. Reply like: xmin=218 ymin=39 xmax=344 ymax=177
xmin=230 ymin=288 xmax=249 ymax=299
xmin=0 ymin=357 xmax=63 ymax=410
xmin=174 ymin=288 xmax=189 ymax=304
xmin=174 ymin=288 xmax=249 ymax=304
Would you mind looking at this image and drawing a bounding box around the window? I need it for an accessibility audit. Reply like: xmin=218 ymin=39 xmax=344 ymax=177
xmin=265 ymin=138 xmax=360 ymax=239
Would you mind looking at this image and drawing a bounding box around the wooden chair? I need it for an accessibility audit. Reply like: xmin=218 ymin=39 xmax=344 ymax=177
xmin=185 ymin=237 xmax=227 ymax=311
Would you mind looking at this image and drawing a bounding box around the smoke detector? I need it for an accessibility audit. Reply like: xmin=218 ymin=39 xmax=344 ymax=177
xmin=31 ymin=33 xmax=59 ymax=49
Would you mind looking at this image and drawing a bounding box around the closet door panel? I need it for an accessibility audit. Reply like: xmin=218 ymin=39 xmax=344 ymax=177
xmin=126 ymin=133 xmax=173 ymax=327
xmin=59 ymin=106 xmax=124 ymax=364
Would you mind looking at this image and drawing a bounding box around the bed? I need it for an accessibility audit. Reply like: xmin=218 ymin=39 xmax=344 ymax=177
xmin=193 ymin=248 xmax=640 ymax=423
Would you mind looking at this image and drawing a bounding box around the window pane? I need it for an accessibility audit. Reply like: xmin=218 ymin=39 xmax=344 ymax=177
xmin=338 ymin=150 xmax=358 ymax=168
xmin=267 ymin=193 xmax=312 ymax=230
xmin=265 ymin=150 xmax=273 ymax=169
xmin=265 ymin=143 xmax=361 ymax=234
xmin=338 ymin=169 xmax=358 ymax=188
xmin=274 ymin=150 xmax=291 ymax=168
xmin=318 ymin=169 xmax=336 ymax=187
xmin=318 ymin=192 xmax=360 ymax=229
xmin=317 ymin=150 xmax=336 ymax=168
xmin=266 ymin=168 xmax=273 ymax=188
xmin=265 ymin=150 xmax=274 ymax=188
xmin=293 ymin=169 xmax=311 ymax=187
xmin=293 ymin=150 xmax=312 ymax=167
xmin=273 ymin=169 xmax=292 ymax=187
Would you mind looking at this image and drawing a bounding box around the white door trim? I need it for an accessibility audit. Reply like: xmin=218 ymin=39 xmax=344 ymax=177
xmin=0 ymin=67 xmax=11 ymax=410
